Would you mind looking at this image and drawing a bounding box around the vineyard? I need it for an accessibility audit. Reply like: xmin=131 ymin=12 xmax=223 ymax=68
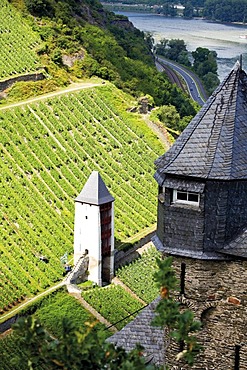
xmin=81 ymin=246 xmax=161 ymax=329
xmin=82 ymin=284 xmax=144 ymax=330
xmin=116 ymin=247 xmax=160 ymax=302
xmin=1 ymin=246 xmax=161 ymax=368
xmin=0 ymin=83 xmax=164 ymax=312
xmin=0 ymin=290 xmax=108 ymax=370
xmin=0 ymin=0 xmax=41 ymax=79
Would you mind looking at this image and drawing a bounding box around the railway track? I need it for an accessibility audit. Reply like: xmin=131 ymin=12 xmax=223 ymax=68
xmin=156 ymin=59 xmax=186 ymax=93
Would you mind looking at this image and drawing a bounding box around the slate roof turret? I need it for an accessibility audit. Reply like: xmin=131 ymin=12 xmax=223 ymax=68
xmin=155 ymin=61 xmax=247 ymax=182
xmin=75 ymin=171 xmax=114 ymax=205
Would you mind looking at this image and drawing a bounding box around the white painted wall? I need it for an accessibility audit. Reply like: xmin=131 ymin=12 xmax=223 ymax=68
xmin=74 ymin=202 xmax=102 ymax=286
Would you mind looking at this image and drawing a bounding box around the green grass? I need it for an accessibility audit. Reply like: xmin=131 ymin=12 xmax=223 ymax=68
xmin=0 ymin=290 xmax=108 ymax=370
xmin=34 ymin=290 xmax=107 ymax=337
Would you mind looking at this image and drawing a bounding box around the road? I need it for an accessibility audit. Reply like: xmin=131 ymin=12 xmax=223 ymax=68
xmin=156 ymin=57 xmax=208 ymax=106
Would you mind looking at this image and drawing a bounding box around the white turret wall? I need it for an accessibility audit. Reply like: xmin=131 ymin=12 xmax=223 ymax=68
xmin=74 ymin=202 xmax=102 ymax=286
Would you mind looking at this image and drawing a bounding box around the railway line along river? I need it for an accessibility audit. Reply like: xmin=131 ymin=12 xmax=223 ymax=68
xmin=114 ymin=12 xmax=247 ymax=81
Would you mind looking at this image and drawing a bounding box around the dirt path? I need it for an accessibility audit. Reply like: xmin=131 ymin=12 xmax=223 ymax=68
xmin=142 ymin=114 xmax=172 ymax=150
xmin=0 ymin=81 xmax=103 ymax=110
xmin=0 ymin=281 xmax=65 ymax=323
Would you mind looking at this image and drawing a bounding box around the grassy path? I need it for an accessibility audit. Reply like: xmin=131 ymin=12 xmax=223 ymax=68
xmin=0 ymin=281 xmax=65 ymax=324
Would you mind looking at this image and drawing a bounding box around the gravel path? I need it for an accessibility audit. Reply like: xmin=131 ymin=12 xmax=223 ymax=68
xmin=142 ymin=114 xmax=172 ymax=151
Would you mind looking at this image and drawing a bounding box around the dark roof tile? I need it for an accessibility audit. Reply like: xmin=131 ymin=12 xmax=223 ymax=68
xmin=75 ymin=171 xmax=114 ymax=205
xmin=107 ymin=299 xmax=164 ymax=366
xmin=155 ymin=62 xmax=247 ymax=181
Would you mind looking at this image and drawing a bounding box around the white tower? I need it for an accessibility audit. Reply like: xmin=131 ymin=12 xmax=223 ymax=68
xmin=74 ymin=171 xmax=114 ymax=286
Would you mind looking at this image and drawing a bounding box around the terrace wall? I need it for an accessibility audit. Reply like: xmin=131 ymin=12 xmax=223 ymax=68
xmin=0 ymin=71 xmax=45 ymax=92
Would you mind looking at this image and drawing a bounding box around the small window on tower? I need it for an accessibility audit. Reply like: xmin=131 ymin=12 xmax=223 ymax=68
xmin=173 ymin=189 xmax=199 ymax=206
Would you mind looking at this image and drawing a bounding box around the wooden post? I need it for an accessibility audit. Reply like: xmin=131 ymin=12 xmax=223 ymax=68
xmin=234 ymin=344 xmax=241 ymax=370
xmin=180 ymin=262 xmax=186 ymax=295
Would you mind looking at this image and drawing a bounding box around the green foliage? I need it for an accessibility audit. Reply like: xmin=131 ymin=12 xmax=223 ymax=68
xmin=156 ymin=39 xmax=219 ymax=97
xmin=192 ymin=47 xmax=219 ymax=94
xmin=152 ymin=257 xmax=202 ymax=366
xmin=160 ymin=2 xmax=177 ymax=16
xmin=24 ymin=0 xmax=55 ymax=17
xmin=82 ymin=285 xmax=144 ymax=330
xmin=6 ymin=79 xmax=59 ymax=101
xmin=202 ymin=71 xmax=220 ymax=95
xmin=116 ymin=247 xmax=161 ymax=303
xmin=192 ymin=47 xmax=217 ymax=76
xmin=7 ymin=0 xmax=198 ymax=111
xmin=204 ymin=0 xmax=247 ymax=23
xmin=0 ymin=332 xmax=30 ymax=370
xmin=150 ymin=105 xmax=179 ymax=130
xmin=155 ymin=39 xmax=191 ymax=67
xmin=150 ymin=105 xmax=193 ymax=134
xmin=183 ymin=1 xmax=194 ymax=18
xmin=12 ymin=316 xmax=158 ymax=369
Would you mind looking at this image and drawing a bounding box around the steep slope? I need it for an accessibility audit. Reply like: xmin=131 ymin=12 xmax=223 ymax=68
xmin=3 ymin=0 xmax=196 ymax=120
xmin=0 ymin=83 xmax=164 ymax=312
xmin=0 ymin=0 xmax=42 ymax=79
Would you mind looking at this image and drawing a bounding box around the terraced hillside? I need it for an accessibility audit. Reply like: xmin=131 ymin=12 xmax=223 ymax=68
xmin=0 ymin=83 xmax=164 ymax=312
xmin=0 ymin=0 xmax=41 ymax=79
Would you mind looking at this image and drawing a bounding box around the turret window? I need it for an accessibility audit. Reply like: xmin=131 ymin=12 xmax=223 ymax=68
xmin=173 ymin=189 xmax=199 ymax=206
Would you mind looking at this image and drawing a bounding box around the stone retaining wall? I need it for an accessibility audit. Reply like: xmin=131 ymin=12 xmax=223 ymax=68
xmin=0 ymin=71 xmax=45 ymax=92
xmin=114 ymin=231 xmax=155 ymax=269
xmin=0 ymin=315 xmax=18 ymax=334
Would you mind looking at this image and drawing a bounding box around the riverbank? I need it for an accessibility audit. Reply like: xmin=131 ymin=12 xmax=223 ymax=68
xmin=109 ymin=12 xmax=247 ymax=81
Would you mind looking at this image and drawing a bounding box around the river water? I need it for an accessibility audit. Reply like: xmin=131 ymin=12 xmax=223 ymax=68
xmin=115 ymin=12 xmax=247 ymax=80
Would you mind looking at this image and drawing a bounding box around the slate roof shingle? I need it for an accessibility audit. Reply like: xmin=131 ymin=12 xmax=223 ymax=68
xmin=75 ymin=171 xmax=114 ymax=205
xmin=155 ymin=62 xmax=247 ymax=182
xmin=107 ymin=298 xmax=165 ymax=366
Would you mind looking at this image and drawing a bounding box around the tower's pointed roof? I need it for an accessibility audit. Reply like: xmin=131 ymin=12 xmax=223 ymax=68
xmin=155 ymin=62 xmax=247 ymax=183
xmin=75 ymin=171 xmax=114 ymax=205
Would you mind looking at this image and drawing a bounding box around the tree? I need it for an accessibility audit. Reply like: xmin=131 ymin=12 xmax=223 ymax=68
xmin=192 ymin=47 xmax=217 ymax=77
xmin=152 ymin=257 xmax=202 ymax=366
xmin=202 ymin=71 xmax=220 ymax=95
xmin=165 ymin=39 xmax=188 ymax=62
xmin=24 ymin=0 xmax=55 ymax=17
xmin=161 ymin=2 xmax=177 ymax=16
xmin=192 ymin=47 xmax=219 ymax=94
xmin=155 ymin=39 xmax=191 ymax=67
xmin=151 ymin=105 xmax=180 ymax=132
xmin=13 ymin=316 xmax=158 ymax=369
xmin=183 ymin=1 xmax=194 ymax=18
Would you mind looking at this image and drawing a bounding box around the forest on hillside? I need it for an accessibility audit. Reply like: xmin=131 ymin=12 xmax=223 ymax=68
xmin=102 ymin=0 xmax=247 ymax=23
xmin=6 ymin=0 xmax=196 ymax=119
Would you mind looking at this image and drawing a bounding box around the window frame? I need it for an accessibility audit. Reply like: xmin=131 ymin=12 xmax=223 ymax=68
xmin=172 ymin=189 xmax=200 ymax=206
